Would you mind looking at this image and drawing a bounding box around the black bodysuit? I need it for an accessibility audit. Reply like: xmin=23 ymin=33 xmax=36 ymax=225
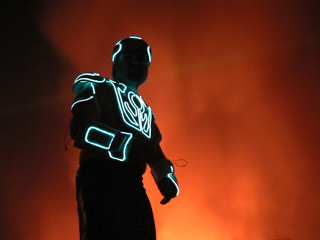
xmin=70 ymin=72 xmax=163 ymax=240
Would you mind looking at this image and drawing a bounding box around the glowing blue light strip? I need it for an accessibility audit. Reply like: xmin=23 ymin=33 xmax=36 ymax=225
xmin=140 ymin=107 xmax=152 ymax=135
xmin=168 ymin=173 xmax=179 ymax=196
xmin=129 ymin=36 xmax=142 ymax=40
xmin=84 ymin=126 xmax=133 ymax=162
xmin=108 ymin=80 xmax=152 ymax=138
xmin=90 ymin=82 xmax=96 ymax=94
xmin=84 ymin=126 xmax=115 ymax=150
xmin=116 ymin=84 xmax=141 ymax=132
xmin=71 ymin=96 xmax=94 ymax=110
xmin=112 ymin=36 xmax=151 ymax=63
xmin=168 ymin=166 xmax=179 ymax=196
xmin=71 ymin=74 xmax=99 ymax=111
xmin=108 ymin=132 xmax=133 ymax=162
xmin=74 ymin=72 xmax=106 ymax=85
xmin=112 ymin=42 xmax=122 ymax=62
xmin=77 ymin=72 xmax=101 ymax=78
xmin=147 ymin=46 xmax=152 ymax=62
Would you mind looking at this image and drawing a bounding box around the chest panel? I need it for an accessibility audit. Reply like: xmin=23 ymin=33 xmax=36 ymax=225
xmin=108 ymin=80 xmax=152 ymax=139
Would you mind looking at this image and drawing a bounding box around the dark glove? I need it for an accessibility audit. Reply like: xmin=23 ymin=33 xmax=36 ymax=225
xmin=158 ymin=177 xmax=179 ymax=205
xmin=151 ymin=158 xmax=179 ymax=204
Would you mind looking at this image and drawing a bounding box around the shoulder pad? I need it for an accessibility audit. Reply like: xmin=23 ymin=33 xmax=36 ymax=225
xmin=71 ymin=86 xmax=95 ymax=112
xmin=73 ymin=72 xmax=107 ymax=94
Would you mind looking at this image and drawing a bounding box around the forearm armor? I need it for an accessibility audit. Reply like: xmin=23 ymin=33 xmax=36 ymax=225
xmin=74 ymin=119 xmax=133 ymax=162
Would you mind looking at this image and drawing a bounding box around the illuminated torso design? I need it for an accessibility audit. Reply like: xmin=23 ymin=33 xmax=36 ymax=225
xmin=108 ymin=80 xmax=152 ymax=139
xmin=71 ymin=73 xmax=156 ymax=162
xmin=71 ymin=72 xmax=179 ymax=196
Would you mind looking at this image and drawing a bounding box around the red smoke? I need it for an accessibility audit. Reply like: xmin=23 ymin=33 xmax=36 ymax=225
xmin=37 ymin=1 xmax=320 ymax=239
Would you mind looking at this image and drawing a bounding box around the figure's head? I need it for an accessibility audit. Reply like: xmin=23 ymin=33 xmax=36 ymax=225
xmin=112 ymin=36 xmax=152 ymax=89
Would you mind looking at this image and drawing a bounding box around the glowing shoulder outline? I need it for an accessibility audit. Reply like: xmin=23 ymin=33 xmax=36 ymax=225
xmin=71 ymin=82 xmax=97 ymax=111
xmin=74 ymin=72 xmax=106 ymax=86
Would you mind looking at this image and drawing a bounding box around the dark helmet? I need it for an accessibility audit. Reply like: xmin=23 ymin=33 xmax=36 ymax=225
xmin=112 ymin=36 xmax=152 ymax=64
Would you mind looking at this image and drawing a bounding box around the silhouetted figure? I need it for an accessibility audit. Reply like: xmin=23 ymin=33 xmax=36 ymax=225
xmin=70 ymin=36 xmax=179 ymax=240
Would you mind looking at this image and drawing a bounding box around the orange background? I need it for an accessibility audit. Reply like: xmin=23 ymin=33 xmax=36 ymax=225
xmin=1 ymin=1 xmax=320 ymax=239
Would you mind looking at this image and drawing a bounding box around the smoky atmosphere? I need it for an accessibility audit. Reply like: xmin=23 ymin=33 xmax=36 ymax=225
xmin=1 ymin=1 xmax=320 ymax=240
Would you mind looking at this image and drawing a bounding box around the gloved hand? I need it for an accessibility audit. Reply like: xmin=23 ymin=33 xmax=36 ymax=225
xmin=150 ymin=158 xmax=179 ymax=205
xmin=158 ymin=177 xmax=179 ymax=205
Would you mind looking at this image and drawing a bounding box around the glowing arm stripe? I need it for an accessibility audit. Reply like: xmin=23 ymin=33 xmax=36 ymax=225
xmin=83 ymin=125 xmax=133 ymax=162
xmin=85 ymin=126 xmax=115 ymax=150
xmin=168 ymin=166 xmax=179 ymax=196
xmin=71 ymin=96 xmax=94 ymax=111
xmin=71 ymin=82 xmax=96 ymax=111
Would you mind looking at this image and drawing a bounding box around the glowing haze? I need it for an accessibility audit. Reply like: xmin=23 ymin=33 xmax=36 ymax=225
xmin=14 ymin=0 xmax=319 ymax=239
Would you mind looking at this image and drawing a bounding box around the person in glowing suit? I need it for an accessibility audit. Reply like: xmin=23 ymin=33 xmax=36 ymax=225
xmin=69 ymin=36 xmax=179 ymax=240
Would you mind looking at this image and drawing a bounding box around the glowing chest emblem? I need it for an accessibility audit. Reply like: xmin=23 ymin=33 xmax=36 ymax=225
xmin=109 ymin=81 xmax=152 ymax=138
